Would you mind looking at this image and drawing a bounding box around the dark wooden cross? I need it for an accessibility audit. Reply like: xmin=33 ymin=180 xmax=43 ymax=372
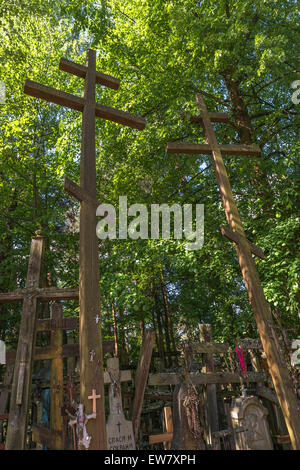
xmin=24 ymin=49 xmax=146 ymax=449
xmin=0 ymin=233 xmax=78 ymax=449
xmin=166 ymin=94 xmax=300 ymax=449
xmin=2 ymin=234 xmax=74 ymax=450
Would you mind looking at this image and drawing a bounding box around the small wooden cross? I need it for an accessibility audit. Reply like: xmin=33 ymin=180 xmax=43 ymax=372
xmin=88 ymin=389 xmax=101 ymax=413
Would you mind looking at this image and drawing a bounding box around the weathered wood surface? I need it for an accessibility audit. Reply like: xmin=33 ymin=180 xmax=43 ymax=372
xmin=191 ymin=341 xmax=229 ymax=354
xmin=256 ymin=384 xmax=279 ymax=406
xmin=132 ymin=329 xmax=155 ymax=441
xmin=166 ymin=142 xmax=261 ymax=157
xmin=149 ymin=371 xmax=266 ymax=386
xmin=104 ymin=369 xmax=131 ymax=384
xmin=36 ymin=316 xmax=78 ymax=331
xmin=59 ymin=58 xmax=120 ymax=89
xmin=199 ymin=324 xmax=220 ymax=450
xmin=163 ymin=406 xmax=173 ymax=450
xmin=6 ymin=235 xmax=44 ymax=450
xmin=77 ymin=48 xmax=105 ymax=449
xmin=0 ymin=287 xmax=79 ymax=304
xmin=190 ymin=112 xmax=229 ymax=123
xmin=220 ymin=225 xmax=264 ymax=260
xmin=6 ymin=340 xmax=113 ymax=364
xmin=171 ymin=384 xmax=205 ymax=450
xmin=32 ymin=425 xmax=66 ymax=450
xmin=64 ymin=177 xmax=100 ymax=206
xmin=0 ymin=364 xmax=13 ymax=428
xmin=50 ymin=304 xmax=64 ymax=450
xmin=149 ymin=432 xmax=173 ymax=445
xmin=24 ymin=81 xmax=146 ymax=130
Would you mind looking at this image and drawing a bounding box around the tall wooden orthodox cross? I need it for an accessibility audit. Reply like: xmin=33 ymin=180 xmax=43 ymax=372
xmin=24 ymin=49 xmax=146 ymax=449
xmin=166 ymin=94 xmax=300 ymax=449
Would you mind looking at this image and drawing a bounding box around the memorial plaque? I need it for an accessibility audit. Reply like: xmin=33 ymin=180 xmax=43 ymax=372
xmin=106 ymin=357 xmax=135 ymax=450
xmin=231 ymin=396 xmax=273 ymax=450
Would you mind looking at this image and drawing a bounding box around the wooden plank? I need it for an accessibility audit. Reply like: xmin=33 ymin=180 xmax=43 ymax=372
xmin=277 ymin=435 xmax=291 ymax=445
xmin=50 ymin=304 xmax=64 ymax=450
xmin=104 ymin=369 xmax=131 ymax=384
xmin=24 ymin=81 xmax=145 ymax=131
xmin=24 ymin=80 xmax=84 ymax=111
xmin=0 ymin=364 xmax=13 ymax=420
xmin=166 ymin=142 xmax=261 ymax=157
xmin=6 ymin=235 xmax=44 ymax=450
xmin=148 ymin=371 xmax=266 ymax=386
xmin=132 ymin=329 xmax=155 ymax=441
xmin=239 ymin=338 xmax=262 ymax=350
xmin=6 ymin=340 xmax=113 ymax=364
xmin=95 ymin=102 xmax=146 ymax=130
xmin=196 ymin=93 xmax=300 ymax=449
xmin=163 ymin=406 xmax=173 ymax=450
xmin=32 ymin=425 xmax=63 ymax=450
xmin=191 ymin=112 xmax=229 ymax=123
xmin=64 ymin=177 xmax=99 ymax=205
xmin=0 ymin=287 xmax=79 ymax=304
xmin=79 ymin=48 xmax=106 ymax=450
xmin=256 ymin=384 xmax=279 ymax=406
xmin=191 ymin=341 xmax=229 ymax=354
xmin=36 ymin=316 xmax=78 ymax=332
xmin=199 ymin=324 xmax=220 ymax=450
xmin=59 ymin=58 xmax=120 ymax=89
xmin=220 ymin=225 xmax=265 ymax=260
xmin=149 ymin=432 xmax=173 ymax=444
xmin=37 ymin=287 xmax=79 ymax=302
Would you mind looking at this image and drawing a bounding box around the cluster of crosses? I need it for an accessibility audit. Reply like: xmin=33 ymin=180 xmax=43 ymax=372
xmin=0 ymin=49 xmax=299 ymax=450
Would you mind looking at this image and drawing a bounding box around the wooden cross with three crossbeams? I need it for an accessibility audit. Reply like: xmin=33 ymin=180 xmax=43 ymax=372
xmin=166 ymin=94 xmax=300 ymax=449
xmin=24 ymin=49 xmax=146 ymax=449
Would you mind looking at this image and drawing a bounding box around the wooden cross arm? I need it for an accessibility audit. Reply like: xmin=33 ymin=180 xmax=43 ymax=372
xmin=191 ymin=341 xmax=229 ymax=354
xmin=6 ymin=340 xmax=114 ymax=364
xmin=95 ymin=102 xmax=146 ymax=130
xmin=59 ymin=58 xmax=120 ymax=90
xmin=149 ymin=432 xmax=173 ymax=444
xmin=190 ymin=112 xmax=230 ymax=123
xmin=166 ymin=142 xmax=261 ymax=157
xmin=24 ymin=80 xmax=146 ymax=130
xmin=64 ymin=177 xmax=100 ymax=206
xmin=148 ymin=371 xmax=266 ymax=386
xmin=36 ymin=316 xmax=78 ymax=332
xmin=24 ymin=79 xmax=84 ymax=111
xmin=220 ymin=225 xmax=265 ymax=260
xmin=104 ymin=370 xmax=132 ymax=384
xmin=32 ymin=425 xmax=68 ymax=450
xmin=0 ymin=287 xmax=79 ymax=304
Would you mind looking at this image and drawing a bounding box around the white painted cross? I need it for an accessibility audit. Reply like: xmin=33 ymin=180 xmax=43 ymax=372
xmin=104 ymin=357 xmax=135 ymax=450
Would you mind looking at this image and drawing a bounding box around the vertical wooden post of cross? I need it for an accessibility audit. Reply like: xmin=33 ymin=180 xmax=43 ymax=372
xmin=77 ymin=49 xmax=105 ymax=450
xmin=199 ymin=324 xmax=220 ymax=449
xmin=50 ymin=303 xmax=64 ymax=449
xmin=5 ymin=233 xmax=45 ymax=450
